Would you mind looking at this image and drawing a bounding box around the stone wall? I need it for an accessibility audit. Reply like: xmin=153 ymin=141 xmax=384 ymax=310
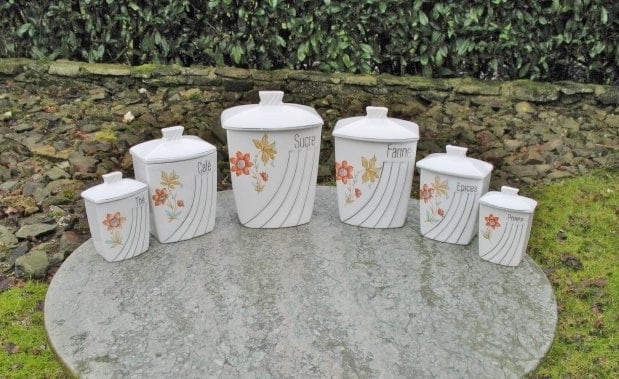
xmin=1 ymin=58 xmax=618 ymax=190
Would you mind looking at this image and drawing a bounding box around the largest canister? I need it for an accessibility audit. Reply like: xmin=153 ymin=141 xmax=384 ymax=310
xmin=221 ymin=91 xmax=324 ymax=228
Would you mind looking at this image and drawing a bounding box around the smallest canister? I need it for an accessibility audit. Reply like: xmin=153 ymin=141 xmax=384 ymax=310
xmin=332 ymin=106 xmax=419 ymax=228
xmin=478 ymin=186 xmax=537 ymax=267
xmin=81 ymin=171 xmax=150 ymax=262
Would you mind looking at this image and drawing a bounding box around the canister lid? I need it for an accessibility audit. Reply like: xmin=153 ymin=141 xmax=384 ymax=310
xmin=81 ymin=171 xmax=147 ymax=204
xmin=129 ymin=126 xmax=216 ymax=164
xmin=221 ymin=90 xmax=324 ymax=131
xmin=332 ymin=106 xmax=419 ymax=142
xmin=416 ymin=145 xmax=493 ymax=179
xmin=480 ymin=186 xmax=538 ymax=213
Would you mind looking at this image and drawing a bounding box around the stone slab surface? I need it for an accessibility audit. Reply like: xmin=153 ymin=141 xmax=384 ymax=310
xmin=45 ymin=187 xmax=557 ymax=378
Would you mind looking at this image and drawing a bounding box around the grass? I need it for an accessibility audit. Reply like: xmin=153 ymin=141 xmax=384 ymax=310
xmin=0 ymin=169 xmax=616 ymax=378
xmin=527 ymin=169 xmax=618 ymax=377
xmin=0 ymin=282 xmax=67 ymax=379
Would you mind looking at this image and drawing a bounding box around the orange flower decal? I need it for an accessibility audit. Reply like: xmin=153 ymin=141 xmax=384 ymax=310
xmin=335 ymin=160 xmax=354 ymax=184
xmin=102 ymin=212 xmax=126 ymax=231
xmin=485 ymin=214 xmax=501 ymax=229
xmin=354 ymin=188 xmax=362 ymax=198
xmin=259 ymin=172 xmax=268 ymax=182
xmin=419 ymin=184 xmax=435 ymax=203
xmin=230 ymin=151 xmax=253 ymax=176
xmin=437 ymin=208 xmax=444 ymax=217
xmin=152 ymin=188 xmax=169 ymax=206
xmin=176 ymin=200 xmax=184 ymax=207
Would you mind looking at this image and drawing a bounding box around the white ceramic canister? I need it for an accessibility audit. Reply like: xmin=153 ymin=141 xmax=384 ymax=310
xmin=332 ymin=106 xmax=419 ymax=228
xmin=416 ymin=145 xmax=493 ymax=245
xmin=478 ymin=186 xmax=537 ymax=266
xmin=130 ymin=125 xmax=217 ymax=243
xmin=81 ymin=171 xmax=149 ymax=262
xmin=221 ymin=90 xmax=324 ymax=228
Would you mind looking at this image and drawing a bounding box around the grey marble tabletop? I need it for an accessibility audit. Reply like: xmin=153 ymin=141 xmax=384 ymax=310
xmin=45 ymin=186 xmax=557 ymax=378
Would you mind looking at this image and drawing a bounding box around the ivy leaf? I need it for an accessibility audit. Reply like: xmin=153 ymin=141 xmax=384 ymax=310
xmin=419 ymin=11 xmax=429 ymax=26
xmin=231 ymin=44 xmax=243 ymax=64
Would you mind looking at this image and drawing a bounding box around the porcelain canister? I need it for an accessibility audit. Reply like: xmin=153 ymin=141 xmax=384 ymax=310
xmin=332 ymin=106 xmax=419 ymax=228
xmin=221 ymin=90 xmax=324 ymax=228
xmin=478 ymin=186 xmax=537 ymax=266
xmin=81 ymin=171 xmax=149 ymax=262
xmin=130 ymin=125 xmax=217 ymax=243
xmin=416 ymin=145 xmax=493 ymax=245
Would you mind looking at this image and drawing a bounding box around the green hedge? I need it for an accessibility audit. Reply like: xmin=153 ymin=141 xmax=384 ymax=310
xmin=1 ymin=0 xmax=617 ymax=84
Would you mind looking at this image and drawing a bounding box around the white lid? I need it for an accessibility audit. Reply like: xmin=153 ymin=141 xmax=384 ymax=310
xmin=480 ymin=186 xmax=537 ymax=213
xmin=332 ymin=106 xmax=419 ymax=142
xmin=221 ymin=90 xmax=324 ymax=131
xmin=416 ymin=145 xmax=493 ymax=179
xmin=129 ymin=125 xmax=216 ymax=164
xmin=81 ymin=171 xmax=147 ymax=204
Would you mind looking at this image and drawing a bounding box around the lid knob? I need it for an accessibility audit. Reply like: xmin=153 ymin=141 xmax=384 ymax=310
xmin=446 ymin=144 xmax=468 ymax=157
xmin=259 ymin=91 xmax=284 ymax=105
xmin=501 ymin=186 xmax=520 ymax=196
xmin=366 ymin=106 xmax=388 ymax=119
xmin=161 ymin=125 xmax=184 ymax=140
xmin=102 ymin=171 xmax=122 ymax=184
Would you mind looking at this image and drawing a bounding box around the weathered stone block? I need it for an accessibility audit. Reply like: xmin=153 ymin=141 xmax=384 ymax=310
xmin=82 ymin=63 xmax=131 ymax=76
xmin=503 ymin=80 xmax=560 ymax=103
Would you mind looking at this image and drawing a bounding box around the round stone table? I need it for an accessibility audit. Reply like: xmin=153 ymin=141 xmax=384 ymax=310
xmin=45 ymin=187 xmax=557 ymax=378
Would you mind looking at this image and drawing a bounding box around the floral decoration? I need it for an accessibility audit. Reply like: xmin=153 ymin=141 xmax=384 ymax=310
xmin=229 ymin=133 xmax=277 ymax=193
xmin=102 ymin=211 xmax=126 ymax=247
xmin=482 ymin=213 xmax=501 ymax=240
xmin=421 ymin=175 xmax=449 ymax=224
xmin=336 ymin=155 xmax=381 ymax=205
xmin=152 ymin=170 xmax=184 ymax=222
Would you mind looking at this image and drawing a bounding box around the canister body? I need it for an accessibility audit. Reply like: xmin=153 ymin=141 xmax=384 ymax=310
xmin=334 ymin=138 xmax=417 ymax=228
xmin=418 ymin=170 xmax=490 ymax=244
xmin=133 ymin=153 xmax=217 ymax=243
xmin=226 ymin=126 xmax=321 ymax=228
xmin=84 ymin=190 xmax=149 ymax=262
xmin=478 ymin=205 xmax=533 ymax=266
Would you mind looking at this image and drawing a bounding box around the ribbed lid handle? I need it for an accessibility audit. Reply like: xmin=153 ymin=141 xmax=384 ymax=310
xmin=161 ymin=125 xmax=184 ymax=140
xmin=102 ymin=171 xmax=122 ymax=184
xmin=259 ymin=90 xmax=284 ymax=105
xmin=366 ymin=106 xmax=388 ymax=118
xmin=446 ymin=144 xmax=468 ymax=157
xmin=501 ymin=186 xmax=520 ymax=196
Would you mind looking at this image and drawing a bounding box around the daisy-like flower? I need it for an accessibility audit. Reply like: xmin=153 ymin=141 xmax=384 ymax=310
xmin=102 ymin=212 xmax=126 ymax=231
xmin=161 ymin=170 xmax=181 ymax=189
xmin=230 ymin=151 xmax=253 ymax=176
xmin=335 ymin=160 xmax=354 ymax=184
xmin=252 ymin=134 xmax=277 ymax=164
xmin=152 ymin=188 xmax=169 ymax=206
xmin=484 ymin=214 xmax=501 ymax=229
xmin=361 ymin=155 xmax=380 ymax=183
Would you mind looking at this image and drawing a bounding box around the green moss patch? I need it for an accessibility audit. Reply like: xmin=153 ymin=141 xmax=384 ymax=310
xmin=0 ymin=281 xmax=68 ymax=378
xmin=527 ymin=170 xmax=618 ymax=377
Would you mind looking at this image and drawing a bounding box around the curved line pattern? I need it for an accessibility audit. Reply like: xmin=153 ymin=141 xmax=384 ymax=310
xmin=244 ymin=146 xmax=319 ymax=228
xmin=424 ymin=191 xmax=476 ymax=244
xmin=342 ymin=160 xmax=414 ymax=228
xmin=481 ymin=224 xmax=526 ymax=266
xmin=163 ymin=172 xmax=215 ymax=242
xmin=293 ymin=145 xmax=320 ymax=226
xmin=113 ymin=204 xmax=148 ymax=261
xmin=342 ymin=162 xmax=395 ymax=224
